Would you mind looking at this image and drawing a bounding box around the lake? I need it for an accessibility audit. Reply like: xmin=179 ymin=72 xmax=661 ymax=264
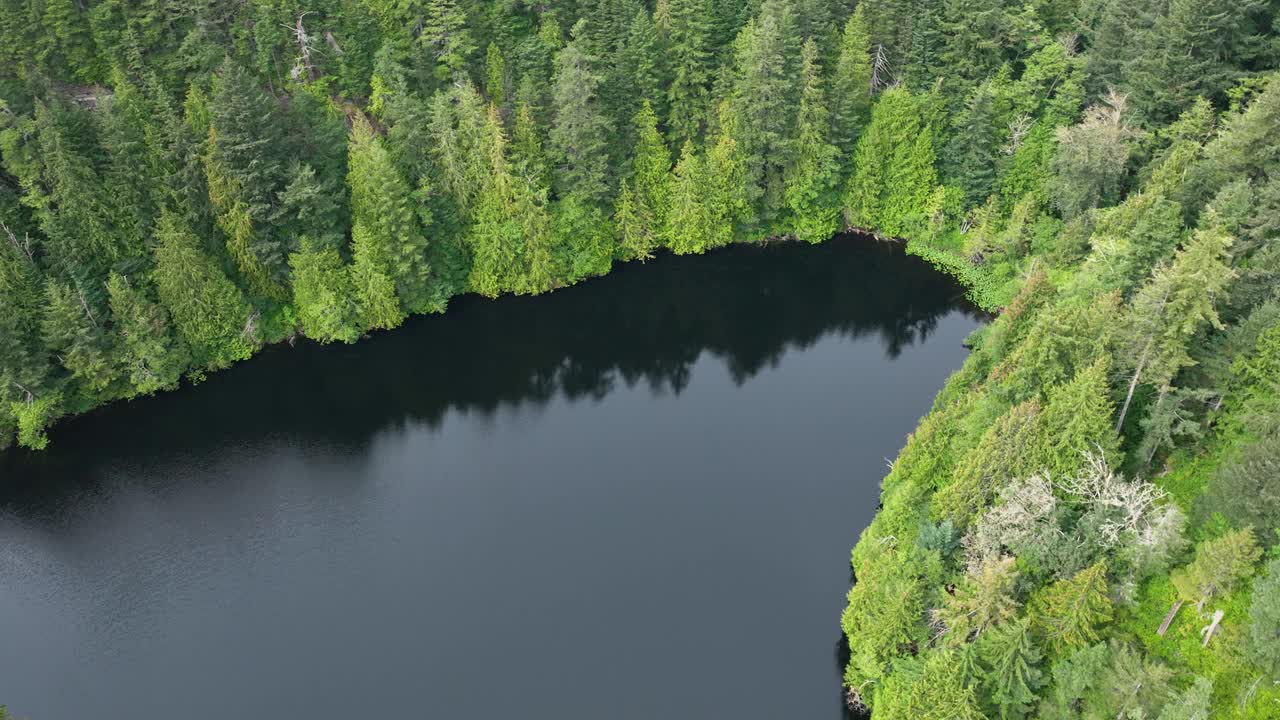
xmin=0 ymin=235 xmax=980 ymax=720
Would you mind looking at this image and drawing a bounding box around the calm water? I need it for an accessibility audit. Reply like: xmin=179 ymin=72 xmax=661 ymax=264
xmin=0 ymin=236 xmax=979 ymax=720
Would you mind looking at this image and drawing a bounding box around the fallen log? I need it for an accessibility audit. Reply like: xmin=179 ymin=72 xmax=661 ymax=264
xmin=1157 ymin=600 xmax=1183 ymax=636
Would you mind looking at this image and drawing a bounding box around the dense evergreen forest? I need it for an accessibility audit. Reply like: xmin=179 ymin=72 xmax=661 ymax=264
xmin=1 ymin=0 xmax=1280 ymax=716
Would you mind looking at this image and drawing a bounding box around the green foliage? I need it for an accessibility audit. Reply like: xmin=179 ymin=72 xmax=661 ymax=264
xmin=842 ymin=544 xmax=931 ymax=696
xmin=845 ymin=87 xmax=938 ymax=239
xmin=784 ymin=39 xmax=841 ymax=243
xmin=421 ymin=0 xmax=476 ymax=81
xmin=937 ymin=555 xmax=1021 ymax=644
xmin=1030 ymin=561 xmax=1113 ymax=655
xmin=3 ymin=4 xmax=1280 ymax=718
xmin=106 ymin=273 xmax=189 ymax=397
xmin=616 ymin=100 xmax=671 ymax=260
xmin=1157 ymin=676 xmax=1213 ymax=720
xmin=829 ymin=6 xmax=872 ymax=158
xmin=1033 ymin=357 xmax=1119 ymax=477
xmin=1171 ymin=528 xmax=1261 ymax=605
xmin=1036 ymin=642 xmax=1109 ymax=719
xmin=1248 ymin=555 xmax=1280 ymax=677
xmin=12 ymin=391 xmax=62 ymax=450
xmin=872 ymin=649 xmax=987 ymax=720
xmin=1205 ymin=436 xmax=1280 ymax=532
xmin=1047 ymin=93 xmax=1137 ymax=219
xmin=664 ymin=140 xmax=716 ymax=255
xmin=42 ymin=278 xmax=118 ymax=401
xmin=289 ymin=241 xmax=362 ymax=344
xmin=347 ymin=115 xmax=432 ymax=313
xmin=977 ymin=617 xmax=1044 ymax=720
xmin=550 ymin=38 xmax=613 ymax=205
xmin=665 ymin=0 xmax=713 ymax=145
xmin=931 ymin=399 xmax=1041 ymax=527
xmin=152 ymin=213 xmax=259 ymax=371
xmin=728 ymin=0 xmax=800 ymax=220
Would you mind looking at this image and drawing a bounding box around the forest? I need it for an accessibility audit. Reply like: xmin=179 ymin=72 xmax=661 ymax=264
xmin=1 ymin=0 xmax=1279 ymax=716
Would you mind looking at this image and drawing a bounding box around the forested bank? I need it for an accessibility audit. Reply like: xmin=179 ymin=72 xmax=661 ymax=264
xmin=1 ymin=0 xmax=1279 ymax=717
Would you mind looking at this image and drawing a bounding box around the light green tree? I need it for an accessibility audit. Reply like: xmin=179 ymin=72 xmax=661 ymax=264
xmin=1030 ymin=561 xmax=1113 ymax=654
xmin=785 ymin=39 xmax=841 ymax=243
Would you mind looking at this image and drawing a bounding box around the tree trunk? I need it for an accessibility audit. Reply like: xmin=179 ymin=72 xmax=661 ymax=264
xmin=1116 ymin=337 xmax=1152 ymax=433
xmin=1144 ymin=386 xmax=1170 ymax=466
xmin=1156 ymin=600 xmax=1183 ymax=636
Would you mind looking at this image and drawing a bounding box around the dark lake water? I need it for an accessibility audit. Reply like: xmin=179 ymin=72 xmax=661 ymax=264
xmin=0 ymin=235 xmax=980 ymax=720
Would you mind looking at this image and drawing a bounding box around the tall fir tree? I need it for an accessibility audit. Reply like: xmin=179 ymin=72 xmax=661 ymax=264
xmin=347 ymin=115 xmax=432 ymax=313
xmin=617 ymin=100 xmax=672 ymax=259
xmin=549 ymin=36 xmax=613 ymax=206
xmin=977 ymin=618 xmax=1044 ymax=720
xmin=785 ymin=39 xmax=841 ymax=243
xmin=1030 ymin=561 xmax=1113 ymax=655
xmin=829 ymin=6 xmax=873 ymax=159
xmin=420 ymin=0 xmax=476 ymax=81
xmin=105 ymin=273 xmax=189 ymax=398
xmin=665 ymin=0 xmax=714 ymax=145
xmin=729 ymin=0 xmax=801 ymax=221
xmin=207 ymin=59 xmax=291 ymax=300
xmin=151 ymin=212 xmax=259 ymax=371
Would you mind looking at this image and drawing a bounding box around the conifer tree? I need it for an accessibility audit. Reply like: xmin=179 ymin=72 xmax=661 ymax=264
xmin=151 ymin=212 xmax=259 ymax=371
xmin=1116 ymin=220 xmax=1236 ymax=430
xmin=484 ymin=42 xmax=506 ymax=106
xmin=703 ymin=105 xmax=752 ymax=245
xmin=937 ymin=555 xmax=1020 ymax=644
xmin=616 ymin=100 xmax=673 ymax=259
xmin=550 ymin=37 xmax=613 ymax=205
xmin=35 ymin=0 xmax=99 ymax=81
xmin=289 ymin=241 xmax=363 ymax=344
xmin=729 ymin=1 xmax=801 ymax=219
xmin=1171 ymin=528 xmax=1261 ymax=607
xmin=1155 ymin=677 xmax=1213 ymax=720
xmin=421 ymin=0 xmax=476 ymax=81
xmin=938 ymin=0 xmax=1009 ymax=89
xmin=1132 ymin=0 xmax=1271 ymax=123
xmin=1031 ymin=561 xmax=1113 ymax=654
xmin=785 ymin=39 xmax=841 ymax=243
xmin=829 ymin=6 xmax=873 ymax=159
xmin=902 ymin=1 xmax=942 ymax=90
xmin=944 ymin=78 xmax=1005 ymax=207
xmin=845 ymin=87 xmax=931 ymax=236
xmin=106 ymin=273 xmax=189 ymax=398
xmin=1248 ymin=555 xmax=1280 ymax=677
xmin=351 ymin=233 xmax=406 ymax=332
xmin=615 ymin=9 xmax=667 ymax=128
xmin=665 ymin=0 xmax=713 ymax=145
xmin=30 ymin=102 xmax=138 ymax=293
xmin=207 ymin=59 xmax=290 ymax=300
xmin=613 ymin=180 xmax=646 ymax=260
xmin=874 ymin=649 xmax=986 ymax=720
xmin=1085 ymin=0 xmax=1164 ymax=98
xmin=468 ymin=105 xmax=555 ymax=296
xmin=931 ymin=399 xmax=1041 ymax=526
xmin=511 ymin=101 xmax=553 ymax=194
xmin=42 ymin=278 xmax=118 ymax=401
xmin=0 ymin=218 xmax=50 ymax=446
xmin=977 ymin=617 xmax=1043 ymax=720
xmin=347 ymin=115 xmax=432 ymax=313
xmin=664 ymin=140 xmax=715 ymax=254
xmin=1033 ymin=358 xmax=1119 ymax=477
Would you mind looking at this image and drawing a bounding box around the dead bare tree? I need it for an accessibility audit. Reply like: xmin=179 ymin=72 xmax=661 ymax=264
xmin=283 ymin=12 xmax=324 ymax=83
xmin=1003 ymin=114 xmax=1033 ymax=155
xmin=1 ymin=220 xmax=35 ymax=264
xmin=870 ymin=44 xmax=894 ymax=93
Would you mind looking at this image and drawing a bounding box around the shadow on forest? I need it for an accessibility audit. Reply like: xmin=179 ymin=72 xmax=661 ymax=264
xmin=1 ymin=234 xmax=976 ymax=497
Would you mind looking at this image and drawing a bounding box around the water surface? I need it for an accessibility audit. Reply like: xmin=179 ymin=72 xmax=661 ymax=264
xmin=0 ymin=236 xmax=980 ymax=720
